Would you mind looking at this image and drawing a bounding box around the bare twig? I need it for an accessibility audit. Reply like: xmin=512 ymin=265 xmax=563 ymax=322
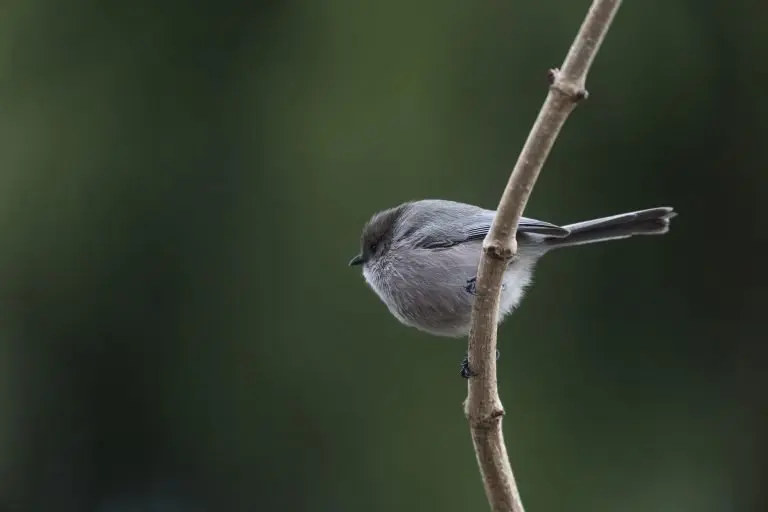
xmin=464 ymin=1 xmax=624 ymax=510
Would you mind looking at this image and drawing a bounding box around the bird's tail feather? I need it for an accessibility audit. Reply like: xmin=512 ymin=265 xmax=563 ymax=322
xmin=545 ymin=207 xmax=676 ymax=250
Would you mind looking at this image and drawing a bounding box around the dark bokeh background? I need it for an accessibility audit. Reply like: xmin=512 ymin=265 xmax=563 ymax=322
xmin=1 ymin=1 xmax=766 ymax=511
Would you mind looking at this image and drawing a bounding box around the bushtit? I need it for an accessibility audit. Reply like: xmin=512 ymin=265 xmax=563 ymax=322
xmin=349 ymin=199 xmax=675 ymax=343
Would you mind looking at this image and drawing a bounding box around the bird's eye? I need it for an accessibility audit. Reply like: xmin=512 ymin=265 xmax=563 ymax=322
xmin=369 ymin=243 xmax=378 ymax=253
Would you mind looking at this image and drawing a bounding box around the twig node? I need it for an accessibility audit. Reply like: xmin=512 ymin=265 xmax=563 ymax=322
xmin=547 ymin=68 xmax=589 ymax=102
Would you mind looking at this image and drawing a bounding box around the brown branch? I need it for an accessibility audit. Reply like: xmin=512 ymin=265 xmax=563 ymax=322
xmin=463 ymin=1 xmax=624 ymax=511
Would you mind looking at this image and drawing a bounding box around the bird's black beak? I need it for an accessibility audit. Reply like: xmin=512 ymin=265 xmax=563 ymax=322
xmin=348 ymin=254 xmax=364 ymax=266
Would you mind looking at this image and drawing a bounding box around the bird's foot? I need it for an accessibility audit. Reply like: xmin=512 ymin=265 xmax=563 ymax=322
xmin=459 ymin=356 xmax=476 ymax=378
xmin=459 ymin=350 xmax=501 ymax=379
xmin=465 ymin=277 xmax=506 ymax=296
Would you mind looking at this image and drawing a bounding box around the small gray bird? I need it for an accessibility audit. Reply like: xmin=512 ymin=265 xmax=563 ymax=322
xmin=349 ymin=199 xmax=675 ymax=340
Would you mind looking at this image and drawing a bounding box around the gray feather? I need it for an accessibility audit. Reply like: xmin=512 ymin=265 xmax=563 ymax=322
xmin=401 ymin=203 xmax=569 ymax=249
xmin=546 ymin=206 xmax=676 ymax=249
xmin=464 ymin=215 xmax=570 ymax=241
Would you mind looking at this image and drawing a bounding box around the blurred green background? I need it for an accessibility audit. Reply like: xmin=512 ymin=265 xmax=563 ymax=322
xmin=1 ymin=0 xmax=766 ymax=510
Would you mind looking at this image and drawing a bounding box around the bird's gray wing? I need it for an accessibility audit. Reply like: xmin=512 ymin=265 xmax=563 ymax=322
xmin=464 ymin=215 xmax=570 ymax=240
xmin=418 ymin=214 xmax=569 ymax=249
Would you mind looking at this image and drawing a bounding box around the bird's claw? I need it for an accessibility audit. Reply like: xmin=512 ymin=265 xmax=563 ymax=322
xmin=465 ymin=277 xmax=506 ymax=296
xmin=460 ymin=356 xmax=476 ymax=378
xmin=459 ymin=350 xmax=501 ymax=379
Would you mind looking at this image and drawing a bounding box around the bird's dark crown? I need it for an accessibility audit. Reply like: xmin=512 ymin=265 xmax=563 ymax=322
xmin=357 ymin=203 xmax=411 ymax=263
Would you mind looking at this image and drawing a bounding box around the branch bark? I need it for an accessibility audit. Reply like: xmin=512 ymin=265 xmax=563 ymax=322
xmin=464 ymin=1 xmax=624 ymax=511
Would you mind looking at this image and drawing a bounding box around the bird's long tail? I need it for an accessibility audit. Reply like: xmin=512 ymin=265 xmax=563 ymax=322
xmin=545 ymin=206 xmax=676 ymax=250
